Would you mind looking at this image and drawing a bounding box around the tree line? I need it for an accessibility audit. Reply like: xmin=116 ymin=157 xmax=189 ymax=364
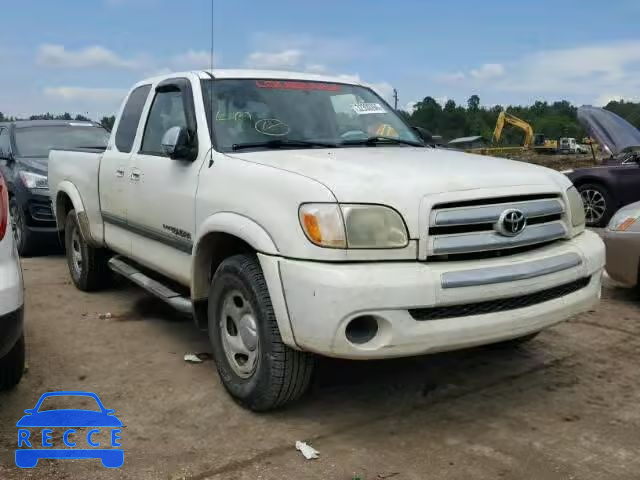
xmin=403 ymin=96 xmax=640 ymax=145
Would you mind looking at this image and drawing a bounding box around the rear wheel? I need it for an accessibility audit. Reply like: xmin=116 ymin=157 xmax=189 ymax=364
xmin=208 ymin=254 xmax=314 ymax=411
xmin=578 ymin=183 xmax=615 ymax=227
xmin=0 ymin=335 xmax=25 ymax=390
xmin=64 ymin=210 xmax=110 ymax=291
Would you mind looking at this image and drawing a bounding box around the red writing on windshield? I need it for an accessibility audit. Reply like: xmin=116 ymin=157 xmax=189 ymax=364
xmin=256 ymin=80 xmax=341 ymax=91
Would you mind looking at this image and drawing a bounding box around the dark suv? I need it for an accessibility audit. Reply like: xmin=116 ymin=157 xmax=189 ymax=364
xmin=0 ymin=120 xmax=109 ymax=255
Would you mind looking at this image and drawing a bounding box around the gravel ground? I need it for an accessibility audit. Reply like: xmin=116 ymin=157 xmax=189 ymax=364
xmin=1 ymin=254 xmax=639 ymax=479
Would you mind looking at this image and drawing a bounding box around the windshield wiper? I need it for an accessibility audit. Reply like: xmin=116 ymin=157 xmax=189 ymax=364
xmin=231 ymin=139 xmax=339 ymax=151
xmin=341 ymin=136 xmax=424 ymax=147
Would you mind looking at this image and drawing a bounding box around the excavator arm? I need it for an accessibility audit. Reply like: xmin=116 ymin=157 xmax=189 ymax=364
xmin=492 ymin=111 xmax=534 ymax=148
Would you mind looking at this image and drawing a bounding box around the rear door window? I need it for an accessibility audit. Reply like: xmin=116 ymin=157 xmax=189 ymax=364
xmin=115 ymin=85 xmax=151 ymax=153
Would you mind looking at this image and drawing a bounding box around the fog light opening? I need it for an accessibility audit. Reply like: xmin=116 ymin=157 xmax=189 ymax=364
xmin=345 ymin=315 xmax=379 ymax=345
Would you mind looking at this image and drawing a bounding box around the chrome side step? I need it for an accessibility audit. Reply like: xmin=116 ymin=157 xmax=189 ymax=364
xmin=108 ymin=256 xmax=192 ymax=314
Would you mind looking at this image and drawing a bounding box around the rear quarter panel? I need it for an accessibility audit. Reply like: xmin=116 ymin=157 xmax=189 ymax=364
xmin=49 ymin=150 xmax=104 ymax=244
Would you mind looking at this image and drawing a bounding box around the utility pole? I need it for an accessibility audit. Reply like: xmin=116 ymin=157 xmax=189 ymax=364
xmin=393 ymin=88 xmax=398 ymax=110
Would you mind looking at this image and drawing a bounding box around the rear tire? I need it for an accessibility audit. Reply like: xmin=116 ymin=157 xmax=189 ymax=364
xmin=64 ymin=210 xmax=110 ymax=291
xmin=578 ymin=183 xmax=615 ymax=227
xmin=0 ymin=335 xmax=25 ymax=390
xmin=10 ymin=199 xmax=38 ymax=257
xmin=208 ymin=254 xmax=314 ymax=411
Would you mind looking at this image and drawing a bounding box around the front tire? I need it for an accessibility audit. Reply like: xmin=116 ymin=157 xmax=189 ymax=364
xmin=578 ymin=183 xmax=615 ymax=227
xmin=0 ymin=335 xmax=25 ymax=390
xmin=208 ymin=254 xmax=314 ymax=411
xmin=64 ymin=210 xmax=110 ymax=291
xmin=10 ymin=199 xmax=37 ymax=256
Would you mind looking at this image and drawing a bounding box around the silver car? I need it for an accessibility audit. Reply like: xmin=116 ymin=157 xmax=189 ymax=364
xmin=603 ymin=201 xmax=640 ymax=288
xmin=0 ymin=172 xmax=24 ymax=389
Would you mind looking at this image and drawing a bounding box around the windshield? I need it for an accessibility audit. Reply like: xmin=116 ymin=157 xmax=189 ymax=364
xmin=14 ymin=125 xmax=109 ymax=157
xmin=201 ymin=79 xmax=422 ymax=151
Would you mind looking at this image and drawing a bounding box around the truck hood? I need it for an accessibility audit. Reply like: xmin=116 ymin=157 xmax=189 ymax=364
xmin=227 ymin=147 xmax=567 ymax=235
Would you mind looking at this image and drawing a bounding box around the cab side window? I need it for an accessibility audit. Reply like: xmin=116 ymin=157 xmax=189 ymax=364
xmin=141 ymin=89 xmax=188 ymax=155
xmin=115 ymin=84 xmax=151 ymax=153
xmin=0 ymin=128 xmax=11 ymax=158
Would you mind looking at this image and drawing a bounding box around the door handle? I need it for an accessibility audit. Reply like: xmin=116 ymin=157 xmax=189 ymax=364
xmin=130 ymin=169 xmax=141 ymax=181
xmin=115 ymin=168 xmax=125 ymax=178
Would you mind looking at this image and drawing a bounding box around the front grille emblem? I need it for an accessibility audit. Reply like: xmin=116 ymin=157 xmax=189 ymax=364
xmin=496 ymin=208 xmax=527 ymax=236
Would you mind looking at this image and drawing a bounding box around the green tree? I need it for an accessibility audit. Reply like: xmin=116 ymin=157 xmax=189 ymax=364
xmin=100 ymin=115 xmax=116 ymax=131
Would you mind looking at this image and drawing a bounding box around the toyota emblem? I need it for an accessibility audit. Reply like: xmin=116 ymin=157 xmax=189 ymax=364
xmin=496 ymin=208 xmax=527 ymax=236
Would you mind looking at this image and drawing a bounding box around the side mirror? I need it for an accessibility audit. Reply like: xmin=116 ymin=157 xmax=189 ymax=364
xmin=161 ymin=126 xmax=196 ymax=160
xmin=412 ymin=126 xmax=432 ymax=143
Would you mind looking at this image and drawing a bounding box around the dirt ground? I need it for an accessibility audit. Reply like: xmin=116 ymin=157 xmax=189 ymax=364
xmin=1 ymin=254 xmax=639 ymax=479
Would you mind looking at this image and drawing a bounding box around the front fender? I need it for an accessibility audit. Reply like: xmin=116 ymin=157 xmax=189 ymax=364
xmin=191 ymin=213 xmax=300 ymax=348
xmin=194 ymin=212 xmax=279 ymax=255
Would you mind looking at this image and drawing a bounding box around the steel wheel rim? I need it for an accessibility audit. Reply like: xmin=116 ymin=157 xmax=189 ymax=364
xmin=10 ymin=204 xmax=22 ymax=248
xmin=580 ymin=189 xmax=606 ymax=225
xmin=70 ymin=228 xmax=83 ymax=278
xmin=219 ymin=289 xmax=259 ymax=379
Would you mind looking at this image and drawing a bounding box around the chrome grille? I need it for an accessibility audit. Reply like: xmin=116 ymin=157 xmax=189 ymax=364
xmin=428 ymin=195 xmax=567 ymax=259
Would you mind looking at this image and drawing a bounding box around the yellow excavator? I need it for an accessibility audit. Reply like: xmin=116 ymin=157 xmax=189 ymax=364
xmin=492 ymin=111 xmax=557 ymax=153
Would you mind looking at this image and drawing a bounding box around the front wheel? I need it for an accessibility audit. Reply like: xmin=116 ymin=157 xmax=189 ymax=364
xmin=208 ymin=254 xmax=314 ymax=411
xmin=578 ymin=183 xmax=615 ymax=227
xmin=64 ymin=210 xmax=110 ymax=291
xmin=10 ymin=199 xmax=37 ymax=256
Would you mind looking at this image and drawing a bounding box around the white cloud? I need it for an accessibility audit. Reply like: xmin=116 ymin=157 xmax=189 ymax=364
xmin=436 ymin=71 xmax=466 ymax=82
xmin=404 ymin=101 xmax=418 ymax=113
xmin=432 ymin=40 xmax=640 ymax=105
xmin=37 ymin=44 xmax=140 ymax=69
xmin=171 ymin=50 xmax=217 ymax=70
xmin=44 ymin=86 xmax=127 ymax=103
xmin=246 ymin=49 xmax=303 ymax=69
xmin=470 ymin=63 xmax=505 ymax=79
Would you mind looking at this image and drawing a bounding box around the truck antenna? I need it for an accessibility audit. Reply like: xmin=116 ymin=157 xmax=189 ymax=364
xmin=209 ymin=0 xmax=215 ymax=167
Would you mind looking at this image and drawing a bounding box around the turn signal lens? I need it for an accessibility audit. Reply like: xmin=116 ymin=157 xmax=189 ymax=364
xmin=617 ymin=217 xmax=637 ymax=231
xmin=299 ymin=204 xmax=346 ymax=248
xmin=0 ymin=174 xmax=8 ymax=241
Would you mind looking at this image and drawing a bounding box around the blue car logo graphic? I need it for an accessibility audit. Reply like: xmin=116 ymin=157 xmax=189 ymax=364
xmin=16 ymin=391 xmax=123 ymax=468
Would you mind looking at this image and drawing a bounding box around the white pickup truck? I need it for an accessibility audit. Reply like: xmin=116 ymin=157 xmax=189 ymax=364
xmin=50 ymin=70 xmax=605 ymax=410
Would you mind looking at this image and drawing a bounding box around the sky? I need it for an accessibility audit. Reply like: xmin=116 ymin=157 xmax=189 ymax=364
xmin=2 ymin=0 xmax=640 ymax=119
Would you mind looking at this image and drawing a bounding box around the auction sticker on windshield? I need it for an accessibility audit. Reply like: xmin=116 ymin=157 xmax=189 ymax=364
xmin=352 ymin=103 xmax=387 ymax=115
xmin=15 ymin=391 xmax=124 ymax=469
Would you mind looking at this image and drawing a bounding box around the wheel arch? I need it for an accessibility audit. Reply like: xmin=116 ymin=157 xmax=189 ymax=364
xmin=191 ymin=212 xmax=279 ymax=302
xmin=54 ymin=182 xmax=86 ymax=232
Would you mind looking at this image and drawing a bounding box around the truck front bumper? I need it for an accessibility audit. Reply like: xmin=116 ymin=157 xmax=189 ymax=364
xmin=261 ymin=230 xmax=604 ymax=359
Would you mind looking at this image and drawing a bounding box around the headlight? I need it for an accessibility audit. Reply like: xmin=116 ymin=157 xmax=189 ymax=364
xmin=19 ymin=171 xmax=48 ymax=190
xmin=566 ymin=186 xmax=585 ymax=228
xmin=299 ymin=203 xmax=409 ymax=249
xmin=608 ymin=209 xmax=640 ymax=232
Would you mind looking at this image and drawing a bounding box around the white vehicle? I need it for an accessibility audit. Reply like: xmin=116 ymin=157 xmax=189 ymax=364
xmin=559 ymin=137 xmax=584 ymax=154
xmin=0 ymin=172 xmax=25 ymax=390
xmin=49 ymin=70 xmax=605 ymax=410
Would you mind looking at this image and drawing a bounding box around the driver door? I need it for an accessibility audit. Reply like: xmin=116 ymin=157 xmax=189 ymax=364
xmin=126 ymin=77 xmax=202 ymax=284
